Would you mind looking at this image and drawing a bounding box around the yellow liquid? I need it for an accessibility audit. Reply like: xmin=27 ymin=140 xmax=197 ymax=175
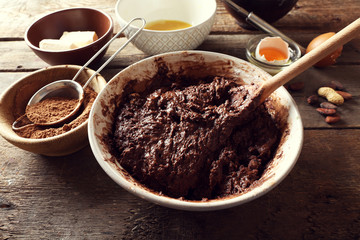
xmin=145 ymin=20 xmax=192 ymax=31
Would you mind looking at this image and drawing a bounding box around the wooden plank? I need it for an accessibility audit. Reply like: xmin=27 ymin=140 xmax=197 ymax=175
xmin=0 ymin=72 xmax=119 ymax=91
xmin=288 ymin=65 xmax=360 ymax=128
xmin=0 ymin=0 xmax=116 ymax=39
xmin=215 ymin=0 xmax=360 ymax=34
xmin=1 ymin=129 xmax=359 ymax=239
xmin=0 ymin=39 xmax=145 ymax=72
xmin=1 ymin=0 xmax=360 ymax=38
xmin=1 ymin=1 xmax=359 ymax=239
xmin=199 ymin=34 xmax=360 ymax=65
xmin=1 ymin=34 xmax=359 ymax=72
xmin=258 ymin=0 xmax=360 ymax=33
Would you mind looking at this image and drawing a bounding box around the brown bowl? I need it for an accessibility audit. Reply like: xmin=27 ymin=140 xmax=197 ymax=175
xmin=25 ymin=7 xmax=114 ymax=66
xmin=0 ymin=65 xmax=107 ymax=156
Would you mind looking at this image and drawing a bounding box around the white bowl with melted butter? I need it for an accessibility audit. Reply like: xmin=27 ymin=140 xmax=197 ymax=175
xmin=115 ymin=0 xmax=216 ymax=55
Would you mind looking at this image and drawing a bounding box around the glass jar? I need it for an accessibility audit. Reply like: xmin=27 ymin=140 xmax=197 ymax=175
xmin=246 ymin=34 xmax=301 ymax=75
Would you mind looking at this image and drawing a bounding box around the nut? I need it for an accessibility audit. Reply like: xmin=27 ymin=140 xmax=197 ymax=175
xmin=328 ymin=80 xmax=344 ymax=90
xmin=336 ymin=90 xmax=352 ymax=100
xmin=325 ymin=114 xmax=341 ymax=124
xmin=288 ymin=81 xmax=305 ymax=91
xmin=316 ymin=108 xmax=336 ymax=116
xmin=318 ymin=87 xmax=344 ymax=105
xmin=320 ymin=102 xmax=337 ymax=109
xmin=307 ymin=95 xmax=319 ymax=105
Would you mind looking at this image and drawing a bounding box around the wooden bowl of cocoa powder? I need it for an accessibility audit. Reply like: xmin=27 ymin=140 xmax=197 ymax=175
xmin=0 ymin=65 xmax=107 ymax=156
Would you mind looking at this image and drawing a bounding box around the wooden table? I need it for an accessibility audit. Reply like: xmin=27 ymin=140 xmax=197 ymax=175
xmin=1 ymin=0 xmax=359 ymax=239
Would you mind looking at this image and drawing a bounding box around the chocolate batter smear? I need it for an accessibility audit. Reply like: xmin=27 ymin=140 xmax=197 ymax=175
xmin=109 ymin=75 xmax=281 ymax=200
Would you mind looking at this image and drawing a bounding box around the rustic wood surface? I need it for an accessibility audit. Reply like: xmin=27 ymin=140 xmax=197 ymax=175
xmin=1 ymin=0 xmax=360 ymax=239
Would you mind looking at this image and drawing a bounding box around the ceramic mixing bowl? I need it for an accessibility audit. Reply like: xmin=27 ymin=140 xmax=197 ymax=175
xmin=115 ymin=0 xmax=217 ymax=55
xmin=25 ymin=7 xmax=114 ymax=66
xmin=88 ymin=50 xmax=303 ymax=211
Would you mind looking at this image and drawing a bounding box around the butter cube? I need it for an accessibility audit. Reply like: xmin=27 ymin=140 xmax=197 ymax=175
xmin=39 ymin=39 xmax=76 ymax=51
xmin=60 ymin=31 xmax=98 ymax=48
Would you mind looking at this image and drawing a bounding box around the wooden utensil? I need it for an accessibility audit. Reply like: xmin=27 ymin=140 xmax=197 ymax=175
xmin=258 ymin=18 xmax=360 ymax=104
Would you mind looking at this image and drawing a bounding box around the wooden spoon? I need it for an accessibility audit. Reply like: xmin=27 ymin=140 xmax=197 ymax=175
xmin=257 ymin=17 xmax=360 ymax=104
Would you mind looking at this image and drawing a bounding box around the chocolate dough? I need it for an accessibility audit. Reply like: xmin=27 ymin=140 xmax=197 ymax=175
xmin=111 ymin=76 xmax=281 ymax=200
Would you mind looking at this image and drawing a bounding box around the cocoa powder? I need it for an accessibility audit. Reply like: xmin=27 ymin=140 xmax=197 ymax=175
xmin=15 ymin=88 xmax=97 ymax=139
xmin=26 ymin=97 xmax=80 ymax=124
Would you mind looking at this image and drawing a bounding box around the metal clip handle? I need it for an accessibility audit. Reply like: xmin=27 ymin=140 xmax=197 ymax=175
xmin=223 ymin=0 xmax=306 ymax=55
xmin=74 ymin=17 xmax=147 ymax=89
xmin=12 ymin=114 xmax=35 ymax=131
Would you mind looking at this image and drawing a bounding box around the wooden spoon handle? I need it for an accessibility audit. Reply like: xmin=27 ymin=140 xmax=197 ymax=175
xmin=260 ymin=17 xmax=360 ymax=103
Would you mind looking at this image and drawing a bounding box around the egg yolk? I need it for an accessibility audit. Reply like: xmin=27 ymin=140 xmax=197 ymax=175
xmin=259 ymin=48 xmax=288 ymax=61
xmin=145 ymin=20 xmax=192 ymax=31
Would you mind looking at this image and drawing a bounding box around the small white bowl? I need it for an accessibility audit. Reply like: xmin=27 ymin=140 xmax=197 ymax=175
xmin=115 ymin=0 xmax=217 ymax=55
xmin=88 ymin=51 xmax=303 ymax=211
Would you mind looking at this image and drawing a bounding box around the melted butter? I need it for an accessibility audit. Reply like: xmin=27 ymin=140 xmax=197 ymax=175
xmin=145 ymin=20 xmax=192 ymax=31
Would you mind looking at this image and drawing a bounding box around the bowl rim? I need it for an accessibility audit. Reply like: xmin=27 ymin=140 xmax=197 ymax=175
xmin=0 ymin=65 xmax=106 ymax=144
xmin=88 ymin=50 xmax=303 ymax=211
xmin=114 ymin=0 xmax=217 ymax=33
xmin=24 ymin=7 xmax=114 ymax=53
